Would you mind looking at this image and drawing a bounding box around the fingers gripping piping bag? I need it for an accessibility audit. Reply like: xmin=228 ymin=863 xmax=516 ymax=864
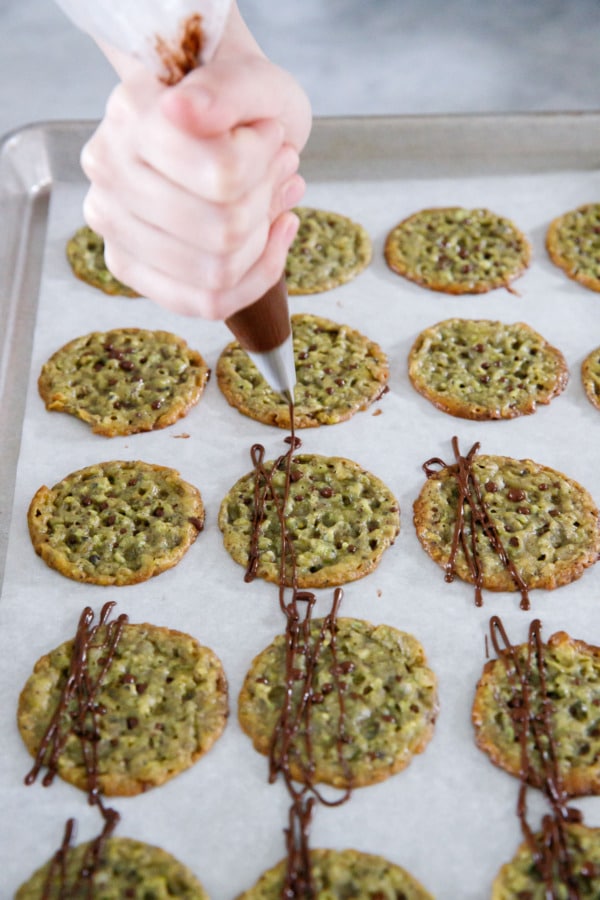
xmin=54 ymin=0 xmax=297 ymax=401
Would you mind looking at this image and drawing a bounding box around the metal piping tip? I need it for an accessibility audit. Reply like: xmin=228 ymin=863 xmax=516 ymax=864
xmin=247 ymin=332 xmax=296 ymax=403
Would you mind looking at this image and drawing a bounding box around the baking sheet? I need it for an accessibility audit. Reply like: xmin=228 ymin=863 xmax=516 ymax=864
xmin=2 ymin=114 xmax=600 ymax=898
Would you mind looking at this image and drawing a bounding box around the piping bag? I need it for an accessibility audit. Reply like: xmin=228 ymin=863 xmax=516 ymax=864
xmin=54 ymin=0 xmax=296 ymax=402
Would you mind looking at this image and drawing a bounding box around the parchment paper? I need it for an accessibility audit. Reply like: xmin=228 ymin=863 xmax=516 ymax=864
xmin=2 ymin=148 xmax=600 ymax=899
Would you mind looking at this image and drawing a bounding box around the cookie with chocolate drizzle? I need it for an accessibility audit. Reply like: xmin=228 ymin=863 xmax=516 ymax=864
xmin=473 ymin=627 xmax=600 ymax=797
xmin=414 ymin=439 xmax=600 ymax=607
xmin=218 ymin=451 xmax=400 ymax=588
xmin=236 ymin=847 xmax=434 ymax=899
xmin=18 ymin=606 xmax=228 ymax=797
xmin=15 ymin=834 xmax=209 ymax=899
xmin=480 ymin=617 xmax=600 ymax=898
xmin=492 ymin=823 xmax=600 ymax=899
xmin=238 ymin=616 xmax=438 ymax=789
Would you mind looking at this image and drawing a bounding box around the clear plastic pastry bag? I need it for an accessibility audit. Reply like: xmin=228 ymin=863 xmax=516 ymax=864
xmin=53 ymin=0 xmax=232 ymax=72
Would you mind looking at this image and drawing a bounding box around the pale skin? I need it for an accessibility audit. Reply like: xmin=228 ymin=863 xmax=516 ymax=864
xmin=80 ymin=2 xmax=312 ymax=319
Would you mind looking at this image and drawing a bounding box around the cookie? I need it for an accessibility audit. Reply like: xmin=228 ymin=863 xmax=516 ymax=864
xmin=236 ymin=847 xmax=433 ymax=899
xmin=546 ymin=203 xmax=600 ymax=292
xmin=582 ymin=344 xmax=600 ymax=411
xmin=491 ymin=823 xmax=600 ymax=899
xmin=15 ymin=835 xmax=209 ymax=898
xmin=38 ymin=328 xmax=210 ymax=437
xmin=285 ymin=207 xmax=372 ymax=294
xmin=414 ymin=452 xmax=600 ymax=593
xmin=216 ymin=313 xmax=389 ymax=428
xmin=18 ymin=619 xmax=228 ymax=796
xmin=408 ymin=318 xmax=568 ymax=420
xmin=384 ymin=207 xmax=531 ymax=294
xmin=472 ymin=630 xmax=600 ymax=796
xmin=218 ymin=453 xmax=400 ymax=588
xmin=28 ymin=460 xmax=205 ymax=586
xmin=238 ymin=617 xmax=437 ymax=789
xmin=66 ymin=225 xmax=139 ymax=297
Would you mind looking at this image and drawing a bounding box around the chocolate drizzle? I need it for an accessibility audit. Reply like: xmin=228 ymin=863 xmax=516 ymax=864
xmin=25 ymin=602 xmax=126 ymax=897
xmin=489 ymin=616 xmax=583 ymax=898
xmin=244 ymin=405 xmax=351 ymax=897
xmin=424 ymin=436 xmax=530 ymax=610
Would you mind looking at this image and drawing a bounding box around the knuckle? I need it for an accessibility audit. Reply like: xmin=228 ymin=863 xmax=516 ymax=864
xmin=205 ymin=252 xmax=246 ymax=293
xmin=104 ymin=84 xmax=132 ymax=124
xmin=82 ymin=190 xmax=105 ymax=233
xmin=214 ymin=207 xmax=251 ymax=254
xmin=197 ymin=292 xmax=224 ymax=320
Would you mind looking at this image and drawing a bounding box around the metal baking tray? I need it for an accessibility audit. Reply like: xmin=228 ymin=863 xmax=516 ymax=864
xmin=2 ymin=114 xmax=600 ymax=898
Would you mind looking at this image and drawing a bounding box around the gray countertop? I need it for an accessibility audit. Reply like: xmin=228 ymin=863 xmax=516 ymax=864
xmin=1 ymin=0 xmax=599 ymax=141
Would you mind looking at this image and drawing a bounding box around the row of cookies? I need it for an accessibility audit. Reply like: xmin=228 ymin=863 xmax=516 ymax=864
xmin=16 ymin=571 xmax=600 ymax=893
xmin=35 ymin=315 xmax=600 ymax=446
xmin=67 ymin=201 xmax=600 ymax=300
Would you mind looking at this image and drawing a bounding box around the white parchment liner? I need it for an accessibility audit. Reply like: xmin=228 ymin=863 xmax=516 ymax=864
xmin=1 ymin=158 xmax=600 ymax=898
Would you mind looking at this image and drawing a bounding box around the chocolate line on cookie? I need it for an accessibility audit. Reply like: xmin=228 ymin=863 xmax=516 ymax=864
xmin=40 ymin=809 xmax=120 ymax=900
xmin=423 ymin=437 xmax=530 ymax=609
xmin=25 ymin=602 xmax=125 ymax=896
xmin=489 ymin=616 xmax=583 ymax=897
xmin=244 ymin=405 xmax=352 ymax=896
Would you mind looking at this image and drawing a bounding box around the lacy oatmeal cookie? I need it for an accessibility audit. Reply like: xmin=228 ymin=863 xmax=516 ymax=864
xmin=218 ymin=453 xmax=400 ymax=588
xmin=414 ymin=454 xmax=600 ymax=593
xmin=546 ymin=203 xmax=600 ymax=292
xmin=18 ymin=621 xmax=228 ymax=796
xmin=66 ymin=225 xmax=139 ymax=297
xmin=28 ymin=460 xmax=205 ymax=586
xmin=582 ymin=344 xmax=600 ymax=411
xmin=236 ymin=848 xmax=434 ymax=899
xmin=238 ymin=618 xmax=437 ymax=789
xmin=38 ymin=328 xmax=210 ymax=437
xmin=408 ymin=318 xmax=568 ymax=420
xmin=285 ymin=207 xmax=372 ymax=294
xmin=472 ymin=630 xmax=600 ymax=796
xmin=491 ymin=823 xmax=600 ymax=899
xmin=16 ymin=836 xmax=209 ymax=898
xmin=216 ymin=313 xmax=389 ymax=428
xmin=384 ymin=207 xmax=531 ymax=294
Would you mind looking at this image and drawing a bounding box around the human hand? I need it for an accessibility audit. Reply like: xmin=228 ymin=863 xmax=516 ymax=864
xmin=81 ymin=38 xmax=311 ymax=319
